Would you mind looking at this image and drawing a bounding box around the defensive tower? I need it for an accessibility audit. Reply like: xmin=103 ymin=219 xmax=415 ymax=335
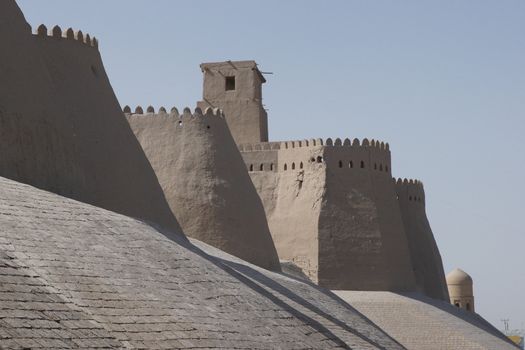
xmin=201 ymin=59 xmax=451 ymax=296
xmin=395 ymin=179 xmax=450 ymax=301
xmin=241 ymin=138 xmax=418 ymax=291
xmin=197 ymin=60 xmax=268 ymax=144
xmin=0 ymin=0 xmax=180 ymax=232
xmin=447 ymin=268 xmax=475 ymax=312
xmin=125 ymin=106 xmax=281 ymax=271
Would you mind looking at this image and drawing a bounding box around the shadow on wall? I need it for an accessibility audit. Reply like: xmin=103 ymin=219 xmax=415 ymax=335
xmin=151 ymin=223 xmax=405 ymax=350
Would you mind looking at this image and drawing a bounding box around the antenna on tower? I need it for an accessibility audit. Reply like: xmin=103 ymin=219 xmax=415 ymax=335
xmin=502 ymin=319 xmax=510 ymax=334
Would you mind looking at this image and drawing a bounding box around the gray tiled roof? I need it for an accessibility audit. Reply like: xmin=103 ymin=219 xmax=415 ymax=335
xmin=334 ymin=291 xmax=518 ymax=350
xmin=0 ymin=251 xmax=121 ymax=349
xmin=0 ymin=177 xmax=403 ymax=349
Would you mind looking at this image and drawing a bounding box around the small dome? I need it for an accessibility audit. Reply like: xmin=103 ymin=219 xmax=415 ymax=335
xmin=446 ymin=268 xmax=472 ymax=285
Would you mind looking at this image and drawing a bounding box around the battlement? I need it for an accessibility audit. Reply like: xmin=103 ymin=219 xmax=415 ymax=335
xmin=32 ymin=24 xmax=98 ymax=49
xmin=394 ymin=178 xmax=425 ymax=203
xmin=123 ymin=105 xmax=224 ymax=120
xmin=240 ymin=137 xmax=392 ymax=175
xmin=239 ymin=138 xmax=390 ymax=152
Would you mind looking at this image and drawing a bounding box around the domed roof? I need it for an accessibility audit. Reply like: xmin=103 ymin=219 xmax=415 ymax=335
xmin=446 ymin=268 xmax=473 ymax=285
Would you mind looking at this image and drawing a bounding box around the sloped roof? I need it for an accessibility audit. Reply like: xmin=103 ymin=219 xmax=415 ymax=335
xmin=0 ymin=251 xmax=120 ymax=349
xmin=0 ymin=176 xmax=403 ymax=349
xmin=334 ymin=291 xmax=518 ymax=350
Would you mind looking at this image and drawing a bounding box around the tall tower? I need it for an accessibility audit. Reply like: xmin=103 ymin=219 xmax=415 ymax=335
xmin=197 ymin=60 xmax=268 ymax=144
xmin=446 ymin=268 xmax=475 ymax=312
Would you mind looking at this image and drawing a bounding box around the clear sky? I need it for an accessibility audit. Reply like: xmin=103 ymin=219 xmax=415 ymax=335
xmin=17 ymin=0 xmax=524 ymax=331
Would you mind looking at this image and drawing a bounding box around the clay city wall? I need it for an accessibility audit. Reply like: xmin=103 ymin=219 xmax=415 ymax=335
xmin=240 ymin=137 xmax=391 ymax=174
xmin=241 ymin=139 xmax=417 ymax=291
xmin=245 ymin=143 xmax=325 ymax=281
xmin=124 ymin=106 xmax=281 ymax=271
xmin=394 ymin=178 xmax=450 ymax=301
xmin=0 ymin=10 xmax=180 ymax=232
xmin=319 ymin=141 xmax=415 ymax=291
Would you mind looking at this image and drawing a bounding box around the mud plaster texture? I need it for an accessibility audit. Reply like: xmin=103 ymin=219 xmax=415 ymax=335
xmin=0 ymin=0 xmax=179 ymax=232
xmin=126 ymin=108 xmax=281 ymax=271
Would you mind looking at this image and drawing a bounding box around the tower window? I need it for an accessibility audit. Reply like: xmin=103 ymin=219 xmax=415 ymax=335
xmin=466 ymin=303 xmax=471 ymax=311
xmin=225 ymin=76 xmax=236 ymax=91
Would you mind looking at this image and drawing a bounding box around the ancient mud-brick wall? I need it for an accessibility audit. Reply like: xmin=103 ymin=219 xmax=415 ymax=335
xmin=241 ymin=140 xmax=325 ymax=281
xmin=241 ymin=138 xmax=417 ymax=291
xmin=0 ymin=1 xmax=179 ymax=232
xmin=125 ymin=106 xmax=281 ymax=271
xmin=395 ymin=178 xmax=449 ymax=301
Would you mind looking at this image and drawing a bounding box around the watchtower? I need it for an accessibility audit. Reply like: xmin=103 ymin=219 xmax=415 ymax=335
xmin=197 ymin=60 xmax=268 ymax=144
xmin=446 ymin=268 xmax=475 ymax=312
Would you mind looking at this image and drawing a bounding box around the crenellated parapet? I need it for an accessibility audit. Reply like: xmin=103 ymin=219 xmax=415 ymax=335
xmin=123 ymin=105 xmax=224 ymax=120
xmin=240 ymin=137 xmax=392 ymax=175
xmin=239 ymin=137 xmax=390 ymax=152
xmin=32 ymin=24 xmax=98 ymax=49
xmin=394 ymin=178 xmax=425 ymax=204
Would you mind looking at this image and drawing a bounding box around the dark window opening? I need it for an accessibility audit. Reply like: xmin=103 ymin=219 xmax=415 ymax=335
xmin=409 ymin=196 xmax=412 ymax=201
xmin=338 ymin=161 xmax=343 ymax=168
xmin=225 ymin=76 xmax=236 ymax=91
xmin=349 ymin=161 xmax=353 ymax=168
xmin=292 ymin=162 xmax=296 ymax=170
xmin=466 ymin=303 xmax=471 ymax=311
xmin=270 ymin=163 xmax=274 ymax=171
xmin=284 ymin=164 xmax=287 ymax=171
xmin=316 ymin=156 xmax=323 ymax=163
xmin=260 ymin=164 xmax=264 ymax=171
xmin=249 ymin=164 xmax=253 ymax=172
xmin=385 ymin=165 xmax=389 ymax=172
xmin=300 ymin=162 xmax=304 ymax=169
xmin=360 ymin=161 xmax=365 ymax=168
xmin=310 ymin=157 xmax=315 ymax=162
xmin=455 ymin=303 xmax=460 ymax=308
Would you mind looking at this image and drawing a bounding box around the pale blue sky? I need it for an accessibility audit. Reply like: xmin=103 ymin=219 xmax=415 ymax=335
xmin=17 ymin=0 xmax=524 ymax=331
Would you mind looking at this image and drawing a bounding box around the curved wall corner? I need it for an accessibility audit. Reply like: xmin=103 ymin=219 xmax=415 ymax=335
xmin=0 ymin=1 xmax=180 ymax=233
xmin=126 ymin=109 xmax=281 ymax=271
xmin=317 ymin=145 xmax=416 ymax=291
xmin=395 ymin=179 xmax=449 ymax=301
